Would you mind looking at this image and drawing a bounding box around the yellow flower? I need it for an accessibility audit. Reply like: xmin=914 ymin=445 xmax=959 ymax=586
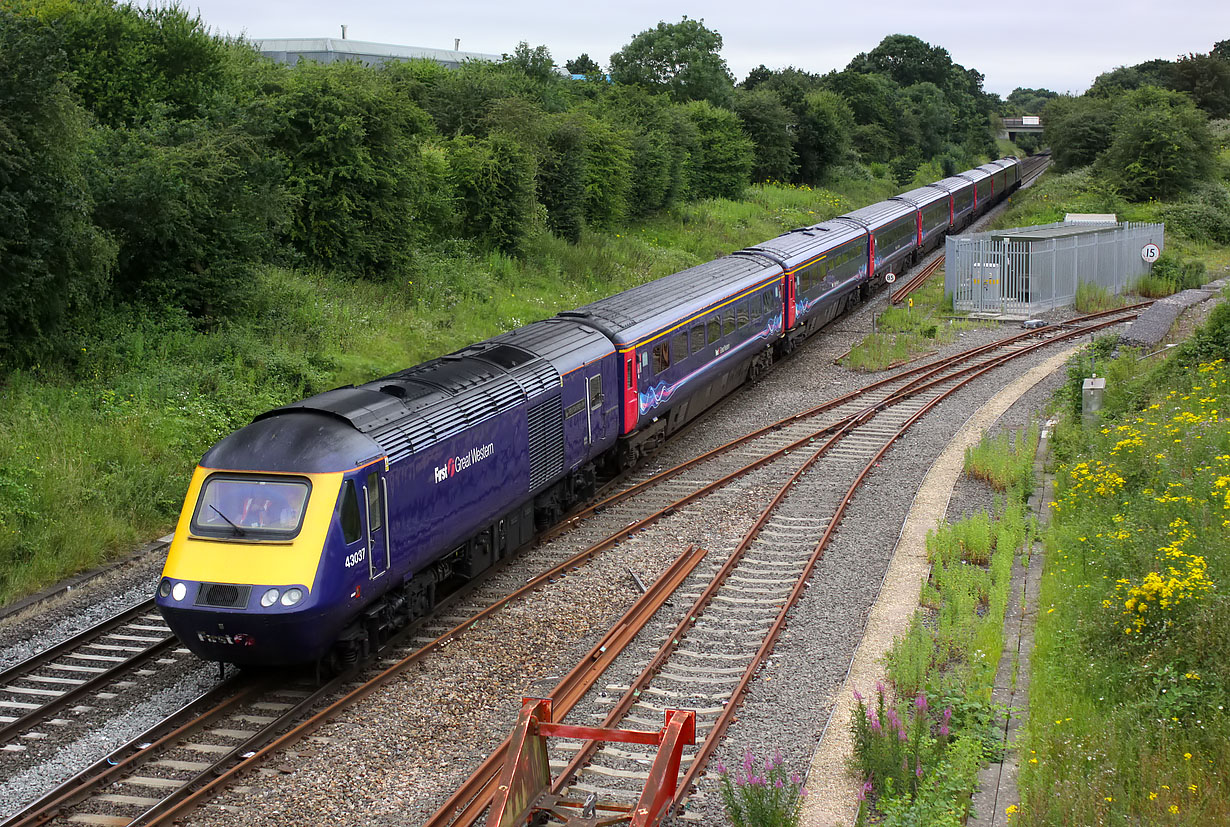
xmin=1184 ymin=753 xmax=1192 ymax=760
xmin=1170 ymin=805 xmax=1180 ymax=814
xmin=1149 ymin=792 xmax=1158 ymax=800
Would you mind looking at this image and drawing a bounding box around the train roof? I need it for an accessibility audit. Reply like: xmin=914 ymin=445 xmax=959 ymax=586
xmin=560 ymin=254 xmax=780 ymax=346
xmin=931 ymin=176 xmax=975 ymax=194
xmin=742 ymin=222 xmax=866 ymax=270
xmin=486 ymin=317 xmax=615 ymax=378
xmin=957 ymin=167 xmax=991 ymax=183
xmin=836 ymin=199 xmax=915 ymax=231
xmin=892 ymin=185 xmax=949 ymax=209
xmin=237 ymin=338 xmax=569 ymax=468
xmin=201 ymin=411 xmax=382 ymax=474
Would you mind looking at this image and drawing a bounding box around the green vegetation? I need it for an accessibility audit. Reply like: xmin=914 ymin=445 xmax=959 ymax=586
xmin=1073 ymin=281 xmax=1123 ymax=313
xmin=716 ymin=750 xmax=806 ymax=827
xmin=842 ymin=277 xmax=988 ymax=371
xmin=1 ymin=2 xmax=1007 ymax=369
xmin=1017 ymin=308 xmax=1230 ymax=824
xmin=852 ymin=425 xmax=1037 ymax=824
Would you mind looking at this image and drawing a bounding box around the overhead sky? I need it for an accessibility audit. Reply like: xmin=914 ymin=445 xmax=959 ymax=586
xmin=179 ymin=0 xmax=1228 ymax=98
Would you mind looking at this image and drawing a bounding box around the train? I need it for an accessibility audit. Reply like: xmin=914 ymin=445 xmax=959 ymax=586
xmin=155 ymin=157 xmax=1022 ymax=668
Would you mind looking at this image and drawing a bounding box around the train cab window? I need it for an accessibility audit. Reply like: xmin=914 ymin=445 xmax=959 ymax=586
xmin=690 ymin=324 xmax=706 ymax=354
xmin=723 ymin=310 xmax=736 ymax=335
xmin=707 ymin=318 xmax=721 ymax=344
xmin=341 ymin=480 xmax=360 ymax=544
xmin=652 ymin=342 xmax=670 ymax=374
xmin=191 ymin=475 xmax=310 ymax=539
xmin=672 ymin=332 xmax=688 ymax=364
xmin=737 ymin=301 xmax=749 ymax=328
xmin=366 ymin=471 xmax=382 ymax=532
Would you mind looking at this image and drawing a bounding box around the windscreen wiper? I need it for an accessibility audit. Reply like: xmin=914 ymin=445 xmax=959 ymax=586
xmin=210 ymin=504 xmax=247 ymax=537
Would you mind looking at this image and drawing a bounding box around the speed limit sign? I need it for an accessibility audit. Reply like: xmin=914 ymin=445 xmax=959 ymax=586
xmin=885 ymin=272 xmax=897 ymax=284
xmin=1141 ymin=243 xmax=1161 ymax=263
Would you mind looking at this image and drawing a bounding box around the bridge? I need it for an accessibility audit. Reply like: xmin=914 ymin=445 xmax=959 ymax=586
xmin=998 ymin=116 xmax=1044 ymax=141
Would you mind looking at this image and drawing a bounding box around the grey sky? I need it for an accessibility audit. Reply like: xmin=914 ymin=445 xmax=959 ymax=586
xmin=182 ymin=1 xmax=1228 ymax=98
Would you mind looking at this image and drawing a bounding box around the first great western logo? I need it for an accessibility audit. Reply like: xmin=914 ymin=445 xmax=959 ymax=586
xmin=433 ymin=442 xmax=496 ymax=484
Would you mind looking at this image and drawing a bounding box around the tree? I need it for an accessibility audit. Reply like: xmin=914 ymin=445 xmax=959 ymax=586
xmin=1098 ymin=86 xmax=1215 ymax=200
xmin=1007 ymin=87 xmax=1059 ymax=115
xmin=505 ymin=42 xmax=557 ymax=84
xmin=0 ymin=10 xmax=115 ymax=362
xmin=19 ymin=0 xmax=230 ymax=127
xmin=732 ymin=87 xmax=797 ymax=182
xmin=1214 ymin=40 xmax=1229 ymax=61
xmin=799 ymin=89 xmax=855 ymax=182
xmin=1168 ymin=53 xmax=1230 ymax=118
xmin=609 ymin=17 xmax=735 ymax=107
xmin=1088 ymin=60 xmax=1173 ymax=97
xmin=1043 ymin=95 xmax=1118 ymax=171
xmin=566 ymin=53 xmax=601 ymax=76
xmin=682 ymin=101 xmax=753 ymax=199
xmin=847 ymin=34 xmax=953 ymax=90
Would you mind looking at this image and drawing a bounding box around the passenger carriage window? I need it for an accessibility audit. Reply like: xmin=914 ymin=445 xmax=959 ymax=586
xmin=737 ymin=301 xmax=749 ymax=327
xmin=588 ymin=374 xmax=602 ymax=408
xmin=723 ymin=310 xmax=736 ymax=335
xmin=707 ymin=318 xmax=721 ymax=344
xmin=341 ymin=480 xmax=360 ymax=544
xmin=672 ymin=332 xmax=688 ymax=363
xmin=366 ymin=471 xmax=382 ymax=532
xmin=762 ymin=291 xmax=775 ymax=316
xmin=691 ymin=324 xmax=706 ymax=353
xmin=652 ymin=342 xmax=670 ymax=374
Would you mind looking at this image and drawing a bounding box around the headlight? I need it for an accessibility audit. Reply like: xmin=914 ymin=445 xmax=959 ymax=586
xmin=260 ymin=588 xmax=280 ymax=608
xmin=281 ymin=588 xmax=304 ymax=607
xmin=171 ymin=582 xmax=187 ymax=602
xmin=158 ymin=579 xmax=172 ymax=598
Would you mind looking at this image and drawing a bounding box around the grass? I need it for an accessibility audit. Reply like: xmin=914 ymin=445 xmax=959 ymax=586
xmin=0 ymin=176 xmax=907 ymax=605
xmin=851 ymin=424 xmax=1035 ymax=824
xmin=1017 ymin=349 xmax=1230 ymax=824
xmin=1073 ymin=281 xmax=1125 ymax=313
xmin=843 ymin=274 xmax=990 ymax=372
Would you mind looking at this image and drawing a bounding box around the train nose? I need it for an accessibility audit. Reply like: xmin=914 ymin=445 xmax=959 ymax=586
xmin=156 ymin=580 xmax=332 ymax=666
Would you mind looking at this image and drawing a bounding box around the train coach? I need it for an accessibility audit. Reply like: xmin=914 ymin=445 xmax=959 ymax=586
xmin=156 ymin=156 xmax=1023 ymax=669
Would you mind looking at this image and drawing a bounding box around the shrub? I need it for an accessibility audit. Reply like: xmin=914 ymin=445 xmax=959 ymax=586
xmin=716 ymin=750 xmax=806 ymax=827
xmin=683 ymin=100 xmax=754 ymax=200
xmin=87 ymin=115 xmax=282 ymax=319
xmin=448 ymin=134 xmax=537 ymax=254
xmin=0 ymin=9 xmax=115 ymax=363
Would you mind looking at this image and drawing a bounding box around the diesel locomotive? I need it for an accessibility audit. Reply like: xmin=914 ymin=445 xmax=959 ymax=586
xmin=156 ymin=158 xmax=1022 ymax=668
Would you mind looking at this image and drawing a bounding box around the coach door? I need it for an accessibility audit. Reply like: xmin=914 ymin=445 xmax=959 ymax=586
xmin=364 ymin=469 xmax=390 ymax=579
xmin=586 ymin=372 xmax=605 ymax=445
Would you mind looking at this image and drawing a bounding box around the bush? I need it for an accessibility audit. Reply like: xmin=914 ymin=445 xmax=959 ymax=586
xmin=87 ymin=115 xmax=283 ymax=319
xmin=1097 ymin=86 xmax=1215 ymax=201
xmin=683 ymin=100 xmax=753 ymax=199
xmin=448 ymin=134 xmax=537 ymax=254
xmin=0 ymin=9 xmax=115 ymax=362
xmin=269 ymin=60 xmax=442 ymax=275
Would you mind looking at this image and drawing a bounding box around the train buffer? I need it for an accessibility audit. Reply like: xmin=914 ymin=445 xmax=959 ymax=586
xmin=488 ymin=697 xmax=696 ymax=827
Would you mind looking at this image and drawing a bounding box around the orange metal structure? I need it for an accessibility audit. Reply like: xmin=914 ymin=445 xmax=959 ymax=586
xmin=489 ymin=698 xmax=696 ymax=827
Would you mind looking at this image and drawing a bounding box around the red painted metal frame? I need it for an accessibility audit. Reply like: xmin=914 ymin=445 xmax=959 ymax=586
xmin=489 ymin=698 xmax=695 ymax=827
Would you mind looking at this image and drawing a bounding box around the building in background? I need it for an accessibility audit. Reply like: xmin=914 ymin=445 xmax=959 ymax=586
xmin=255 ymin=37 xmax=501 ymax=69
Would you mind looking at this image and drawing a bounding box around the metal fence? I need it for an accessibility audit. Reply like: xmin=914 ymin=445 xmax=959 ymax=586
xmin=945 ymin=222 xmax=1165 ymax=315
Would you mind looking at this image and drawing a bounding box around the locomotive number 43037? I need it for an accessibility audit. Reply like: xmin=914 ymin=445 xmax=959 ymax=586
xmin=344 ymin=548 xmax=366 ymax=568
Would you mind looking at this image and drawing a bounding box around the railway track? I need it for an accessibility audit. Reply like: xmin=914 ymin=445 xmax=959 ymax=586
xmin=4 ymin=301 xmax=1135 ymax=827
xmin=421 ymin=304 xmax=1140 ymax=827
xmin=0 ymin=601 xmax=185 ymax=750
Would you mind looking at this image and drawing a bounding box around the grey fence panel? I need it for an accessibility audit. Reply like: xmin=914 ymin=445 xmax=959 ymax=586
xmin=947 ymin=222 xmax=1164 ymax=314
